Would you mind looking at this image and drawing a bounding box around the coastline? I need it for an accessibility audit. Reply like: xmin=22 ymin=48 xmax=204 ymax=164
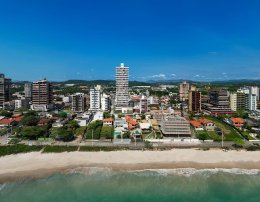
xmin=0 ymin=149 xmax=260 ymax=183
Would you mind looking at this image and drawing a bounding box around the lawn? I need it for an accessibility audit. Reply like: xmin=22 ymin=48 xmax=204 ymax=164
xmin=204 ymin=116 xmax=243 ymax=141
xmin=43 ymin=145 xmax=79 ymax=153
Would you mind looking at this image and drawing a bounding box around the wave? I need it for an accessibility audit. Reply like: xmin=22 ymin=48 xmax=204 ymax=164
xmin=130 ymin=168 xmax=260 ymax=177
xmin=63 ymin=166 xmax=260 ymax=178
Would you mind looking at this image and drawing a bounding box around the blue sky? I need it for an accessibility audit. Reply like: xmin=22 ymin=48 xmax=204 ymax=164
xmin=0 ymin=0 xmax=260 ymax=81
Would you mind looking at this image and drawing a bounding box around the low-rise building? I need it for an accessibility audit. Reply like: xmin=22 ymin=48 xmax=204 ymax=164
xmin=230 ymin=117 xmax=245 ymax=128
xmin=160 ymin=115 xmax=191 ymax=137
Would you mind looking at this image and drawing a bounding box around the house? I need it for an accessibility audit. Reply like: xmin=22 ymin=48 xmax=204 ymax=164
xmin=103 ymin=118 xmax=113 ymax=126
xmin=37 ymin=118 xmax=52 ymax=127
xmin=125 ymin=115 xmax=139 ymax=130
xmin=139 ymin=122 xmax=151 ymax=132
xmin=190 ymin=120 xmax=204 ymax=131
xmin=230 ymin=118 xmax=245 ymax=128
xmin=197 ymin=118 xmax=215 ymax=131
xmin=0 ymin=119 xmax=15 ymax=128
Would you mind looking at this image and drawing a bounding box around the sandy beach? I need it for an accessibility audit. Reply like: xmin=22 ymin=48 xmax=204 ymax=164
xmin=0 ymin=149 xmax=260 ymax=182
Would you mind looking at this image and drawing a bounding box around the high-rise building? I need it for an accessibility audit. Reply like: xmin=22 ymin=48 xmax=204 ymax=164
xmin=101 ymin=93 xmax=111 ymax=112
xmin=179 ymin=81 xmax=189 ymax=101
xmin=24 ymin=83 xmax=32 ymax=100
xmin=188 ymin=90 xmax=201 ymax=113
xmin=115 ymin=63 xmax=129 ymax=111
xmin=71 ymin=93 xmax=86 ymax=113
xmin=241 ymin=86 xmax=257 ymax=111
xmin=0 ymin=74 xmax=11 ymax=109
xmin=31 ymin=79 xmax=53 ymax=111
xmin=229 ymin=92 xmax=237 ymax=111
xmin=90 ymin=86 xmax=101 ymax=111
xmin=236 ymin=90 xmax=246 ymax=111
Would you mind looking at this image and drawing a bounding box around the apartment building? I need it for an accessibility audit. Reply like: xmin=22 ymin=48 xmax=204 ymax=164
xmin=90 ymin=86 xmax=101 ymax=111
xmin=179 ymin=81 xmax=189 ymax=101
xmin=0 ymin=74 xmax=11 ymax=109
xmin=188 ymin=90 xmax=201 ymax=113
xmin=71 ymin=93 xmax=86 ymax=113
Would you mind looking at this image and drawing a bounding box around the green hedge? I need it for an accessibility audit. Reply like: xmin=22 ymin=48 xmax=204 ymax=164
xmin=43 ymin=145 xmax=78 ymax=153
xmin=0 ymin=145 xmax=43 ymax=157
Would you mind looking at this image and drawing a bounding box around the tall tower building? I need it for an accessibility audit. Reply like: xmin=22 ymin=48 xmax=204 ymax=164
xmin=0 ymin=74 xmax=11 ymax=109
xmin=188 ymin=90 xmax=201 ymax=113
xmin=115 ymin=63 xmax=129 ymax=111
xmin=179 ymin=81 xmax=189 ymax=101
xmin=90 ymin=86 xmax=101 ymax=112
xmin=31 ymin=79 xmax=53 ymax=111
xmin=24 ymin=83 xmax=32 ymax=100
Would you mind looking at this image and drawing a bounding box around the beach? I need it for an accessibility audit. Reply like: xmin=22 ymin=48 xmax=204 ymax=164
xmin=0 ymin=149 xmax=260 ymax=182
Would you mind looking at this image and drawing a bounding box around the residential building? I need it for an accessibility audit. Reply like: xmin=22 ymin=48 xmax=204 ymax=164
xmin=188 ymin=90 xmax=201 ymax=113
xmin=229 ymin=92 xmax=237 ymax=111
xmin=203 ymin=90 xmax=233 ymax=115
xmin=197 ymin=118 xmax=215 ymax=131
xmin=179 ymin=81 xmax=189 ymax=101
xmin=101 ymin=93 xmax=111 ymax=112
xmin=0 ymin=74 xmax=11 ymax=109
xmin=90 ymin=86 xmax=101 ymax=111
xmin=71 ymin=93 xmax=86 ymax=113
xmin=236 ymin=90 xmax=246 ymax=111
xmin=129 ymin=95 xmax=148 ymax=113
xmin=241 ymin=86 xmax=257 ymax=111
xmin=115 ymin=63 xmax=129 ymax=111
xmin=31 ymin=79 xmax=53 ymax=111
xmin=15 ymin=98 xmax=30 ymax=109
xmin=160 ymin=115 xmax=191 ymax=137
xmin=24 ymin=83 xmax=32 ymax=100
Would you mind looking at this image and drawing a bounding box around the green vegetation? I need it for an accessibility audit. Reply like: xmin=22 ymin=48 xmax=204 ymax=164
xmin=103 ymin=112 xmax=112 ymax=119
xmin=43 ymin=145 xmax=78 ymax=153
xmin=75 ymin=126 xmax=87 ymax=136
xmin=0 ymin=145 xmax=43 ymax=157
xmin=204 ymin=116 xmax=243 ymax=141
xmin=85 ymin=120 xmax=103 ymax=139
xmin=50 ymin=127 xmax=74 ymax=141
xmin=17 ymin=126 xmax=48 ymax=140
xmin=197 ymin=132 xmax=207 ymax=141
xmin=20 ymin=115 xmax=39 ymax=126
xmin=0 ymin=110 xmax=13 ymax=117
xmin=58 ymin=111 xmax=67 ymax=119
xmin=79 ymin=146 xmax=124 ymax=152
xmin=100 ymin=126 xmax=114 ymax=139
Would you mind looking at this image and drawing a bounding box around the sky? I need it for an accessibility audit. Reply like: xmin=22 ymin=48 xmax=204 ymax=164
xmin=0 ymin=0 xmax=260 ymax=81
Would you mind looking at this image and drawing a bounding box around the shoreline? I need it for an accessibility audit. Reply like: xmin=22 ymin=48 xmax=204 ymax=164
xmin=0 ymin=149 xmax=260 ymax=183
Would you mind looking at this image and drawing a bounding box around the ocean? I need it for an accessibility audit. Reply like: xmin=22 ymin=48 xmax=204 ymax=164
xmin=0 ymin=168 xmax=260 ymax=202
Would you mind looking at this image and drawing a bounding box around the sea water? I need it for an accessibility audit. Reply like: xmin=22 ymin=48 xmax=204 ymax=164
xmin=0 ymin=168 xmax=260 ymax=202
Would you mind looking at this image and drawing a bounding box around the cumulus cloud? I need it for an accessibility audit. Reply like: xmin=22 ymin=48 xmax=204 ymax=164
xmin=171 ymin=74 xmax=176 ymax=77
xmin=194 ymin=74 xmax=200 ymax=78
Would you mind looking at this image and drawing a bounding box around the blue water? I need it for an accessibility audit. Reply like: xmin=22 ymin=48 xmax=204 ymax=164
xmin=0 ymin=168 xmax=260 ymax=202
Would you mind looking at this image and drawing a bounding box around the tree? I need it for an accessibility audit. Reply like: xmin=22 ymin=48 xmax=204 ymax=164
xmin=67 ymin=120 xmax=79 ymax=131
xmin=20 ymin=115 xmax=39 ymax=126
xmin=103 ymin=112 xmax=111 ymax=119
xmin=19 ymin=126 xmax=46 ymax=140
xmin=0 ymin=110 xmax=12 ymax=117
xmin=51 ymin=127 xmax=74 ymax=141
xmin=58 ymin=112 xmax=67 ymax=119
xmin=100 ymin=126 xmax=114 ymax=139
xmin=198 ymin=132 xmax=207 ymax=142
xmin=85 ymin=120 xmax=103 ymax=139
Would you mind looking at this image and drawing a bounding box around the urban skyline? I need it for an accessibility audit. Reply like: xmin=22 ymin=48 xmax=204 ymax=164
xmin=1 ymin=0 xmax=260 ymax=81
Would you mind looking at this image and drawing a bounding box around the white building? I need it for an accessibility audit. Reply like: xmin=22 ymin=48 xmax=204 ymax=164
xmin=101 ymin=93 xmax=111 ymax=112
xmin=15 ymin=98 xmax=30 ymax=109
xmin=90 ymin=86 xmax=101 ymax=111
xmin=242 ymin=87 xmax=257 ymax=111
xmin=115 ymin=63 xmax=129 ymax=111
xmin=229 ymin=92 xmax=237 ymax=111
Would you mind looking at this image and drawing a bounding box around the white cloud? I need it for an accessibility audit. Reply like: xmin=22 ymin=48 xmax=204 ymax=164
xmin=194 ymin=74 xmax=200 ymax=78
xmin=171 ymin=74 xmax=176 ymax=77
xmin=151 ymin=73 xmax=166 ymax=78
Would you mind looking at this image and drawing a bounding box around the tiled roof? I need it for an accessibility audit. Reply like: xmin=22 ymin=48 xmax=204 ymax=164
xmin=0 ymin=119 xmax=15 ymax=125
xmin=190 ymin=120 xmax=203 ymax=127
